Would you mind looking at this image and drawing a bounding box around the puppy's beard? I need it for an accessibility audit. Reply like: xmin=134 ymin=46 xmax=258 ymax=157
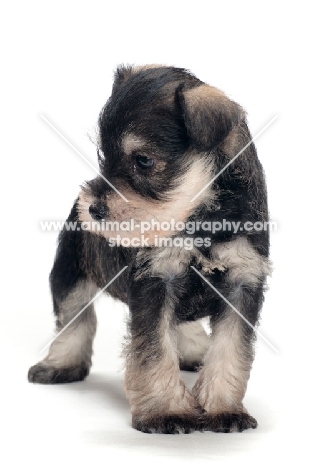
xmin=77 ymin=156 xmax=215 ymax=246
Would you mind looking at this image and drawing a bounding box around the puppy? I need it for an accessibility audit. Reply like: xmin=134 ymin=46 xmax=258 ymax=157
xmin=28 ymin=65 xmax=271 ymax=434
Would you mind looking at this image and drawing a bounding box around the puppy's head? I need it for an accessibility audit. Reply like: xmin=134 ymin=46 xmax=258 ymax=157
xmin=78 ymin=65 xmax=244 ymax=243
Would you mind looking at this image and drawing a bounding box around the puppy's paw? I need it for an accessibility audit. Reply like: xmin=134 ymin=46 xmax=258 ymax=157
xmin=200 ymin=412 xmax=257 ymax=433
xmin=28 ymin=362 xmax=89 ymax=384
xmin=133 ymin=412 xmax=205 ymax=434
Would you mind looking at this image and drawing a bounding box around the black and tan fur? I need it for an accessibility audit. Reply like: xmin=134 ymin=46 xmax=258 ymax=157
xmin=28 ymin=65 xmax=270 ymax=434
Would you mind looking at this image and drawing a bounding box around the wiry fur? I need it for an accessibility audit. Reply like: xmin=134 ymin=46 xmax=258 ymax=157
xmin=28 ymin=65 xmax=270 ymax=434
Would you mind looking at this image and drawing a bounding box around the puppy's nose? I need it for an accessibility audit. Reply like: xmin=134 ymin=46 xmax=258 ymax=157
xmin=89 ymin=204 xmax=107 ymax=221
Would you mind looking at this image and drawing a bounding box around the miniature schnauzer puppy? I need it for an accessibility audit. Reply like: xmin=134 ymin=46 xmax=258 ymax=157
xmin=28 ymin=65 xmax=271 ymax=434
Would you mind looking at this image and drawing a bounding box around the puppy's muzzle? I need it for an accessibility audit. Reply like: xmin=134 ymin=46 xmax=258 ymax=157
xmin=89 ymin=203 xmax=108 ymax=221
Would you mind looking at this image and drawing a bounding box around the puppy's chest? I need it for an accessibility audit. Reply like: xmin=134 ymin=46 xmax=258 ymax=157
xmin=134 ymin=247 xmax=223 ymax=281
xmin=134 ymin=247 xmax=189 ymax=281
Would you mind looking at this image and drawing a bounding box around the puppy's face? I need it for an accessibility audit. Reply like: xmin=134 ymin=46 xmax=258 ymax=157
xmin=78 ymin=66 xmax=243 ymax=243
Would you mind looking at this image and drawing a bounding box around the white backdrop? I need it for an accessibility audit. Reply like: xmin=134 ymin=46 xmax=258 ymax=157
xmin=1 ymin=1 xmax=310 ymax=466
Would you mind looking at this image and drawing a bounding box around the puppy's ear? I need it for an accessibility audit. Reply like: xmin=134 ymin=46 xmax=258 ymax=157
xmin=177 ymin=84 xmax=245 ymax=151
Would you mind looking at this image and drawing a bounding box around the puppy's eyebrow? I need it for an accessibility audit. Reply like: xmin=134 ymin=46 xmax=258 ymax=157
xmin=122 ymin=133 xmax=146 ymax=155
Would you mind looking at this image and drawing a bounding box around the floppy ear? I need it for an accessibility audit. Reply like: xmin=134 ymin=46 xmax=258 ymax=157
xmin=177 ymin=84 xmax=245 ymax=151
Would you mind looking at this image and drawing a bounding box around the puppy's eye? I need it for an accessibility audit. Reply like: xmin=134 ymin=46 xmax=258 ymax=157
xmin=135 ymin=155 xmax=155 ymax=170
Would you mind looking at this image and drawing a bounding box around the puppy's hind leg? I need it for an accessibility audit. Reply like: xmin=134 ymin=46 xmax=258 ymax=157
xmin=28 ymin=282 xmax=97 ymax=384
xmin=28 ymin=220 xmax=97 ymax=384
xmin=178 ymin=320 xmax=210 ymax=371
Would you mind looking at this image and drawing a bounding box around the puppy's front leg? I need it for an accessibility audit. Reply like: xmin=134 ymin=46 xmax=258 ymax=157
xmin=192 ymin=238 xmax=270 ymax=432
xmin=125 ymin=274 xmax=203 ymax=434
xmin=193 ymin=310 xmax=258 ymax=432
